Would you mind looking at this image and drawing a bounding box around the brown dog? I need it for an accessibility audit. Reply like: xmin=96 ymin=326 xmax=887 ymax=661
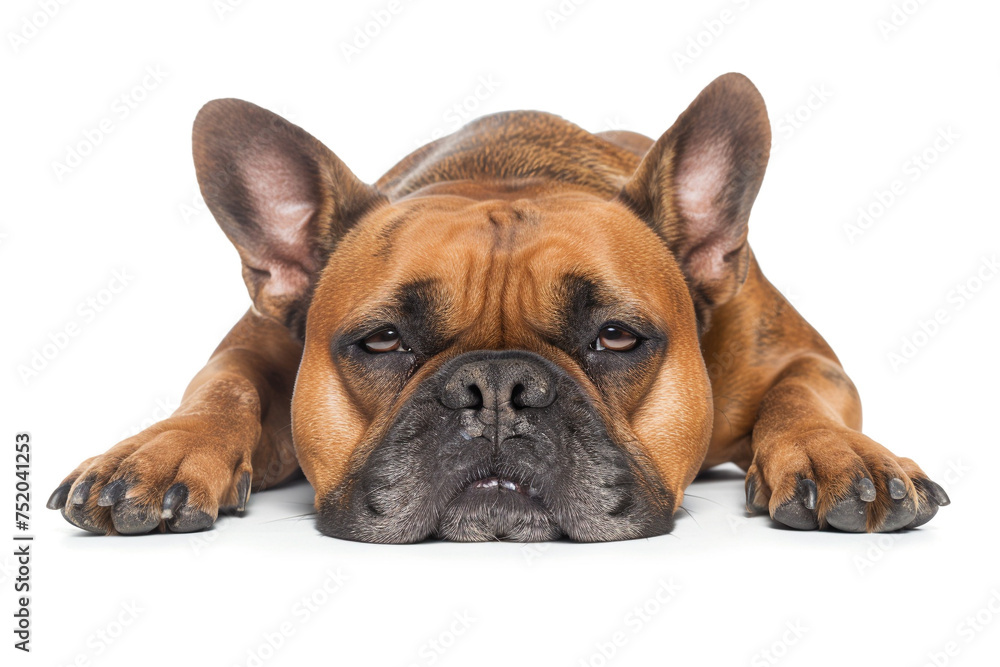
xmin=47 ymin=73 xmax=949 ymax=541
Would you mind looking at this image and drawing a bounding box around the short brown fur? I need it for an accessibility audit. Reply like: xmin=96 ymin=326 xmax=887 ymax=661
xmin=50 ymin=74 xmax=947 ymax=537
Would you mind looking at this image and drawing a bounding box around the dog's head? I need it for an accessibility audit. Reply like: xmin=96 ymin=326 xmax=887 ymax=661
xmin=192 ymin=73 xmax=770 ymax=542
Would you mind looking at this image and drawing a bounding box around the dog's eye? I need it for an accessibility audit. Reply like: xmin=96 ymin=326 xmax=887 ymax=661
xmin=593 ymin=325 xmax=639 ymax=352
xmin=362 ymin=329 xmax=408 ymax=353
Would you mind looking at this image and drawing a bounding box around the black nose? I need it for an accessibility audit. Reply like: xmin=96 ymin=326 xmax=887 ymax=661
xmin=441 ymin=351 xmax=557 ymax=411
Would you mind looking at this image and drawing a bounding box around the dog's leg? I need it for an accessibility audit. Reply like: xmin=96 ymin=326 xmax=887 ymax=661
xmin=743 ymin=341 xmax=950 ymax=533
xmin=47 ymin=97 xmax=385 ymax=536
xmin=46 ymin=310 xmax=302 ymax=534
xmin=607 ymin=72 xmax=949 ymax=533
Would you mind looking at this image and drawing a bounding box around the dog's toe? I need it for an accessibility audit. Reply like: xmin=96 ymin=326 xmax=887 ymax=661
xmin=162 ymin=483 xmax=216 ymax=533
xmin=824 ymin=479 xmax=874 ymax=532
xmin=46 ymin=482 xmax=72 ymax=510
xmin=61 ymin=477 xmax=106 ymax=534
xmin=905 ymin=478 xmax=950 ymax=529
xmin=772 ymin=479 xmax=819 ymax=530
xmin=109 ymin=496 xmax=163 ymax=535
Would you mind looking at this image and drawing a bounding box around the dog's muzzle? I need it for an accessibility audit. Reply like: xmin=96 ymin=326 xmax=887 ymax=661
xmin=318 ymin=350 xmax=675 ymax=543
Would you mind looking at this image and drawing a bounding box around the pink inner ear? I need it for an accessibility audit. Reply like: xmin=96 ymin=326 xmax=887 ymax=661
xmin=240 ymin=149 xmax=319 ymax=299
xmin=673 ymin=137 xmax=730 ymax=244
xmin=672 ymin=137 xmax=734 ymax=283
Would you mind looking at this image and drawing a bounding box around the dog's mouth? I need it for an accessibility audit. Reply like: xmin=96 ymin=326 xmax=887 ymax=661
xmin=463 ymin=475 xmax=541 ymax=498
xmin=437 ymin=470 xmax=560 ymax=542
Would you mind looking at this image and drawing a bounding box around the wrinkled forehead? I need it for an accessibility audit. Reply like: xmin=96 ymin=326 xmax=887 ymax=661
xmin=315 ymin=194 xmax=688 ymax=341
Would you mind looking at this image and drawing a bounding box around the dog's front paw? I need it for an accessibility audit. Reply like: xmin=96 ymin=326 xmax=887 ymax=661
xmin=745 ymin=429 xmax=950 ymax=532
xmin=47 ymin=390 xmax=260 ymax=535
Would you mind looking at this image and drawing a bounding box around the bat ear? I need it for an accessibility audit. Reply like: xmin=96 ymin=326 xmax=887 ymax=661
xmin=619 ymin=73 xmax=770 ymax=329
xmin=193 ymin=98 xmax=386 ymax=334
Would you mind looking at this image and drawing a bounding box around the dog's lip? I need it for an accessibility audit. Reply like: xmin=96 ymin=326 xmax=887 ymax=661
xmin=466 ymin=475 xmax=541 ymax=498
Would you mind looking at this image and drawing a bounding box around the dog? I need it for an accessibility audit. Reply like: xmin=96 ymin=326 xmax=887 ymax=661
xmin=47 ymin=73 xmax=950 ymax=542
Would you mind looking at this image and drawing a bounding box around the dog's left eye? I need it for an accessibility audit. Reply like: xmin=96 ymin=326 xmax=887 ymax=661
xmin=362 ymin=329 xmax=410 ymax=353
xmin=592 ymin=325 xmax=639 ymax=352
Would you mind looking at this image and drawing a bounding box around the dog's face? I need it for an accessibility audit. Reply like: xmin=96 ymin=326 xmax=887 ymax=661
xmin=296 ymin=193 xmax=710 ymax=542
xmin=193 ymin=74 xmax=770 ymax=542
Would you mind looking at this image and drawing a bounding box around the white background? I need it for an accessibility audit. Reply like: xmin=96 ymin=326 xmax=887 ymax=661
xmin=2 ymin=1 xmax=998 ymax=665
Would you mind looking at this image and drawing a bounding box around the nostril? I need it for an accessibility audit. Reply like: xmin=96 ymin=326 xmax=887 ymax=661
xmin=442 ymin=356 xmax=557 ymax=411
xmin=467 ymin=384 xmax=484 ymax=410
xmin=442 ymin=369 xmax=487 ymax=410
xmin=510 ymin=383 xmax=526 ymax=409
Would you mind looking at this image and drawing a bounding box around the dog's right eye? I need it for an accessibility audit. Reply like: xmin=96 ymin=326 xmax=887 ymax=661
xmin=362 ymin=328 xmax=409 ymax=353
xmin=592 ymin=325 xmax=640 ymax=352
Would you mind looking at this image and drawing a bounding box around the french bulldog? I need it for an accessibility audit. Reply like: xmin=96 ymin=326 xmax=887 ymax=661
xmin=47 ymin=73 xmax=950 ymax=542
